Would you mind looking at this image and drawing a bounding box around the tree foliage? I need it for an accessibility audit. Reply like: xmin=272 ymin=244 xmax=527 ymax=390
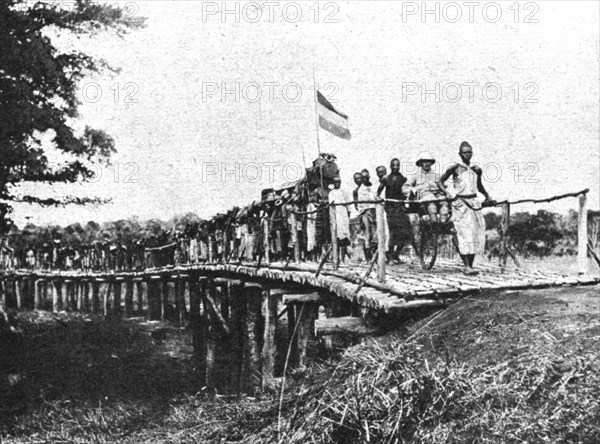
xmin=0 ymin=0 xmax=143 ymax=233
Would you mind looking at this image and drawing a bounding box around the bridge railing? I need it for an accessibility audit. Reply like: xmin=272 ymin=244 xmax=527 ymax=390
xmin=0 ymin=189 xmax=593 ymax=278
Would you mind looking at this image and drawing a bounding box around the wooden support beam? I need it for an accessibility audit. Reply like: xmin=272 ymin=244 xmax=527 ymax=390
xmin=204 ymin=279 xmax=217 ymax=393
xmin=15 ymin=279 xmax=22 ymax=309
xmin=76 ymin=281 xmax=83 ymax=312
xmin=91 ymin=280 xmax=101 ymax=314
xmin=263 ymin=218 xmax=270 ymax=265
xmin=501 ymin=203 xmax=510 ymax=268
xmin=34 ymin=279 xmax=42 ymax=309
xmin=160 ymin=277 xmax=169 ymax=321
xmin=294 ymin=301 xmax=319 ymax=370
xmin=124 ymin=281 xmax=134 ymax=317
xmin=205 ymin=290 xmax=231 ymax=334
xmin=82 ymin=281 xmax=90 ymax=313
xmin=174 ymin=277 xmax=184 ymax=326
xmin=287 ymin=301 xmax=298 ymax=369
xmin=241 ymin=283 xmax=263 ymax=394
xmin=228 ymin=280 xmax=245 ymax=392
xmin=261 ymin=288 xmax=278 ymax=390
xmin=0 ymin=279 xmax=6 ymax=309
xmin=329 ymin=204 xmax=339 ymax=271
xmin=291 ymin=212 xmax=301 ymax=263
xmin=135 ymin=281 xmax=144 ymax=314
xmin=113 ymin=280 xmax=122 ymax=316
xmin=282 ymin=292 xmax=323 ymax=304
xmin=62 ymin=280 xmax=70 ymax=312
xmin=314 ymin=316 xmax=380 ymax=337
xmin=102 ymin=280 xmax=110 ymax=316
xmin=375 ymin=202 xmax=386 ymax=282
xmin=147 ymin=277 xmax=161 ymax=320
xmin=578 ymin=193 xmax=588 ymax=274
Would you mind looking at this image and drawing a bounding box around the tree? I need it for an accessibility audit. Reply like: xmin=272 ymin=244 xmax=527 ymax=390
xmin=0 ymin=0 xmax=143 ymax=233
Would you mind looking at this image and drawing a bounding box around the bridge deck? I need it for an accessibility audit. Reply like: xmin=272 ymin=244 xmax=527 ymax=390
xmin=6 ymin=258 xmax=599 ymax=313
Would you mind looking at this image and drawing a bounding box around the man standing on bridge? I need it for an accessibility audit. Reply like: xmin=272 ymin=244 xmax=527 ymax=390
xmin=377 ymin=158 xmax=414 ymax=263
xmin=438 ymin=141 xmax=494 ymax=275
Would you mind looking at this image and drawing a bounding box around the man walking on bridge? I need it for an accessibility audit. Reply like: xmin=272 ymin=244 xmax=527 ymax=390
xmin=377 ymin=158 xmax=414 ymax=263
xmin=438 ymin=141 xmax=494 ymax=275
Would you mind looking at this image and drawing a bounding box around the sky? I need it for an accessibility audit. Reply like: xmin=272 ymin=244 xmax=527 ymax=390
xmin=12 ymin=0 xmax=600 ymax=227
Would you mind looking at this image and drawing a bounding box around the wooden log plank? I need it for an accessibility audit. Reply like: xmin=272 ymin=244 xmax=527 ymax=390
xmin=314 ymin=316 xmax=380 ymax=337
xmin=282 ymin=292 xmax=323 ymax=304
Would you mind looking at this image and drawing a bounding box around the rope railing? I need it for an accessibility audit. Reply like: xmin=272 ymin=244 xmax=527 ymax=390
xmin=0 ymin=189 xmax=593 ymax=277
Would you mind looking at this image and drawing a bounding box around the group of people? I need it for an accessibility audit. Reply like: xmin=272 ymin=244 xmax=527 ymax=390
xmin=328 ymin=141 xmax=493 ymax=275
xmin=3 ymin=142 xmax=494 ymax=276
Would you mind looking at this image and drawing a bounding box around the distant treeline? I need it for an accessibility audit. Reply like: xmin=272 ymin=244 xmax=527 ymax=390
xmin=2 ymin=209 xmax=599 ymax=261
xmin=485 ymin=209 xmax=600 ymax=258
xmin=1 ymin=212 xmax=203 ymax=258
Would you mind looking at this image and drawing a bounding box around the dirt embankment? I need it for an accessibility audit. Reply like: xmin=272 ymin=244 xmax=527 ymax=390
xmin=265 ymin=284 xmax=600 ymax=444
xmin=1 ymin=284 xmax=599 ymax=443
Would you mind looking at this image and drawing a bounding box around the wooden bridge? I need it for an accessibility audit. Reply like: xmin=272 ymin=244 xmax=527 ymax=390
xmin=1 ymin=189 xmax=598 ymax=393
xmin=1 ymin=254 xmax=598 ymax=393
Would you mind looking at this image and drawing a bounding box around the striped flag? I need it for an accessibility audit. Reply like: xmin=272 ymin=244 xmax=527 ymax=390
xmin=317 ymin=91 xmax=351 ymax=140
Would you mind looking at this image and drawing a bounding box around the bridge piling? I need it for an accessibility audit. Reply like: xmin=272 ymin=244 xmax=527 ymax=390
xmin=91 ymin=280 xmax=101 ymax=314
xmin=147 ymin=276 xmax=161 ymax=320
xmin=160 ymin=277 xmax=169 ymax=321
xmin=15 ymin=278 xmax=22 ymax=309
xmin=242 ymin=282 xmax=263 ymax=394
xmin=34 ymin=279 xmax=42 ymax=310
xmin=228 ymin=280 xmax=244 ymax=391
xmin=134 ymin=279 xmax=144 ymax=314
xmin=261 ymin=287 xmax=280 ymax=390
xmin=204 ymin=278 xmax=218 ymax=393
xmin=52 ymin=280 xmax=60 ymax=312
xmin=113 ymin=278 xmax=123 ymax=316
xmin=0 ymin=278 xmax=6 ymax=309
xmin=175 ymin=274 xmax=187 ymax=326
xmin=124 ymin=280 xmax=134 ymax=317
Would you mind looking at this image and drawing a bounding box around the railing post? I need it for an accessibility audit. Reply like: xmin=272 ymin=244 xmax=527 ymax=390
xmin=329 ymin=203 xmax=339 ymax=270
xmin=291 ymin=212 xmax=300 ymax=263
xmin=578 ymin=193 xmax=588 ymax=275
xmin=501 ymin=203 xmax=511 ymax=268
xmin=375 ymin=201 xmax=386 ymax=283
xmin=263 ymin=217 xmax=270 ymax=265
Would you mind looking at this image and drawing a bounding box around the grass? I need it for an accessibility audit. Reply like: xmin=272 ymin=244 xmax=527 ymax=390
xmin=1 ymin=277 xmax=599 ymax=443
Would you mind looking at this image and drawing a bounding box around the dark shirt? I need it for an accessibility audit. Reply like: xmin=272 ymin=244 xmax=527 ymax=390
xmin=380 ymin=172 xmax=408 ymax=200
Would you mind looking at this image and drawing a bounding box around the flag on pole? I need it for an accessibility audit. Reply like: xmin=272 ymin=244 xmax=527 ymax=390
xmin=317 ymin=91 xmax=351 ymax=140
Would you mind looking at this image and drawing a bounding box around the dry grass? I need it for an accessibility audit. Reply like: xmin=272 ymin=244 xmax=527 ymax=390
xmin=2 ymin=285 xmax=599 ymax=443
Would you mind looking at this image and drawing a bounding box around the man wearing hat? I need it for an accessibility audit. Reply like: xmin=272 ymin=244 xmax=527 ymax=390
xmin=406 ymin=151 xmax=449 ymax=224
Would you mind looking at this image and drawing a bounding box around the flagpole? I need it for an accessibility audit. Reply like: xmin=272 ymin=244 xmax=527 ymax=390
xmin=312 ymin=62 xmax=322 ymax=156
